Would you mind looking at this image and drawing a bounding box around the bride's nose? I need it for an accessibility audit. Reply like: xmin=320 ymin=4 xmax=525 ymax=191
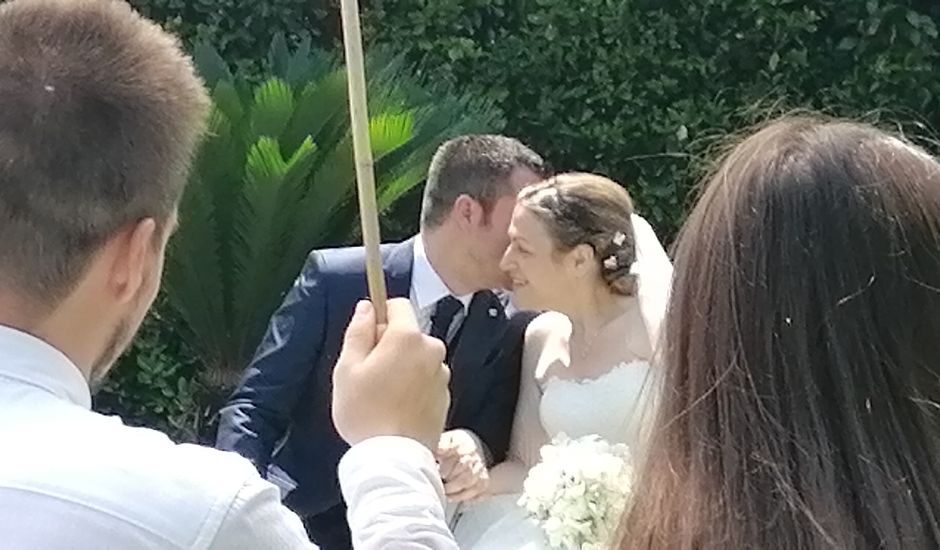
xmin=499 ymin=248 xmax=514 ymax=273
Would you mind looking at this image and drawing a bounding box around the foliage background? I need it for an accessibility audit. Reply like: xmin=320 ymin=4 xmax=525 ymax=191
xmin=131 ymin=0 xmax=940 ymax=235
xmin=99 ymin=0 xmax=940 ymax=440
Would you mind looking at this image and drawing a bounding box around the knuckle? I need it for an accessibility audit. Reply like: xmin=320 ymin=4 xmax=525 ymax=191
xmin=422 ymin=335 xmax=446 ymax=360
xmin=389 ymin=324 xmax=421 ymax=344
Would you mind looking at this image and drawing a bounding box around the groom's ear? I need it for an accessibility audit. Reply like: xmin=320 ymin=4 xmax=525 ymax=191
xmin=452 ymin=194 xmax=484 ymax=229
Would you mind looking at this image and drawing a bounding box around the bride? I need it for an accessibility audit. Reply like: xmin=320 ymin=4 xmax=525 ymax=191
xmin=452 ymin=172 xmax=673 ymax=548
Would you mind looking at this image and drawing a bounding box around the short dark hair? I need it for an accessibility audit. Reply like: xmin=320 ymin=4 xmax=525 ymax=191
xmin=0 ymin=0 xmax=209 ymax=307
xmin=420 ymin=134 xmax=548 ymax=228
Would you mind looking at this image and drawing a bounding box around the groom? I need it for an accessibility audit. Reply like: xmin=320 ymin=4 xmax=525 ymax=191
xmin=216 ymin=134 xmax=548 ymax=548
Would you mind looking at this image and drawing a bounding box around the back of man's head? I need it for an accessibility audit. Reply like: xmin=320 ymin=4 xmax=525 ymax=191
xmin=0 ymin=0 xmax=209 ymax=311
xmin=420 ymin=134 xmax=548 ymax=229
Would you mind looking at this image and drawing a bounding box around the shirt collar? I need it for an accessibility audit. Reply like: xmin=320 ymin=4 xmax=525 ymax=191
xmin=412 ymin=234 xmax=473 ymax=311
xmin=0 ymin=324 xmax=92 ymax=409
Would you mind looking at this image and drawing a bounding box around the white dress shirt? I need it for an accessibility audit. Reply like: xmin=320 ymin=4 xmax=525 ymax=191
xmin=411 ymin=235 xmax=498 ymax=527
xmin=410 ymin=234 xmax=472 ymax=340
xmin=0 ymin=325 xmax=458 ymax=549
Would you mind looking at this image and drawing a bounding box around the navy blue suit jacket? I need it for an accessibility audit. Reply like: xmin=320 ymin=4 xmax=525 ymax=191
xmin=215 ymin=238 xmax=531 ymax=518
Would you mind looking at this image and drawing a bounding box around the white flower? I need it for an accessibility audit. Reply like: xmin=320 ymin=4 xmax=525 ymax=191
xmin=519 ymin=434 xmax=634 ymax=549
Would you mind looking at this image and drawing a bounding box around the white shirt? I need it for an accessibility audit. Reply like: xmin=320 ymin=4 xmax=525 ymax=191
xmin=410 ymin=234 xmax=472 ymax=340
xmin=0 ymin=326 xmax=458 ymax=549
xmin=411 ymin=235 xmax=508 ymax=527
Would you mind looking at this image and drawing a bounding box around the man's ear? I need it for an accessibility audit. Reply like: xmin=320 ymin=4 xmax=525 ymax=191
xmin=109 ymin=218 xmax=158 ymax=304
xmin=452 ymin=194 xmax=485 ymax=229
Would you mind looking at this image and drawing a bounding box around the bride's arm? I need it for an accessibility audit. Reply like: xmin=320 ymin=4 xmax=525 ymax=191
xmin=486 ymin=313 xmax=559 ymax=495
xmin=631 ymin=214 xmax=673 ymax=351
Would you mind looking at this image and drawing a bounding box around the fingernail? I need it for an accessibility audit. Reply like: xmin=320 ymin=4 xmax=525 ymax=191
xmin=355 ymin=300 xmax=370 ymax=314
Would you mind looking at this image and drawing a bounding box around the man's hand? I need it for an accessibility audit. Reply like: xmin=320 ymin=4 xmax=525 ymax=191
xmin=436 ymin=429 xmax=490 ymax=502
xmin=332 ymin=298 xmax=450 ymax=451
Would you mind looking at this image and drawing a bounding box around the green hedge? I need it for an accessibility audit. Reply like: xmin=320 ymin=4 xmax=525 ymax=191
xmin=363 ymin=0 xmax=940 ymax=236
xmin=130 ymin=0 xmax=334 ymax=75
xmin=131 ymin=0 xmax=940 ymax=237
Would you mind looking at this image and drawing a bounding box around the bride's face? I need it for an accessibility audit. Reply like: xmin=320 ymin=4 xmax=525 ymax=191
xmin=500 ymin=205 xmax=576 ymax=310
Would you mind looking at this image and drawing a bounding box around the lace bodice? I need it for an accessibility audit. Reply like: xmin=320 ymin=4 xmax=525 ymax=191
xmin=539 ymin=360 xmax=653 ymax=447
xmin=490 ymin=309 xmax=661 ymax=480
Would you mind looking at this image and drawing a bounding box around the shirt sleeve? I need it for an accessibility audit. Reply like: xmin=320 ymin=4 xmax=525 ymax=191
xmin=339 ymin=436 xmax=459 ymax=550
xmin=208 ymin=477 xmax=317 ymax=550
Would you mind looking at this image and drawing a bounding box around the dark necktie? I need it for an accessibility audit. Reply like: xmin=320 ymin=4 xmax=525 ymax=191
xmin=429 ymin=296 xmax=462 ymax=343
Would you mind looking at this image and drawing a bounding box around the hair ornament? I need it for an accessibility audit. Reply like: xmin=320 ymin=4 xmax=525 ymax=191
xmin=531 ymin=186 xmax=560 ymax=201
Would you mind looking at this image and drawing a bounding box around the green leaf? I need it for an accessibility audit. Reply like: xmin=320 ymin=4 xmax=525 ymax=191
xmin=768 ymin=52 xmax=780 ymax=72
xmin=926 ymin=23 xmax=939 ymax=40
xmin=267 ymin=32 xmax=291 ymax=80
xmin=282 ymin=68 xmax=347 ymax=154
xmin=836 ymin=37 xmax=858 ymax=51
xmin=211 ymin=80 xmax=244 ymax=123
xmin=249 ymin=79 xmax=294 ymax=140
xmin=285 ymin=36 xmax=325 ymax=88
xmin=370 ymin=111 xmax=416 ymax=159
xmin=193 ymin=42 xmax=233 ymax=89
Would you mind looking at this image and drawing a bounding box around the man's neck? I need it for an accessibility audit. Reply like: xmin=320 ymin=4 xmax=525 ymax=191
xmin=0 ymin=292 xmax=45 ymax=336
xmin=0 ymin=293 xmax=95 ymax=382
xmin=420 ymin=227 xmax=477 ymax=296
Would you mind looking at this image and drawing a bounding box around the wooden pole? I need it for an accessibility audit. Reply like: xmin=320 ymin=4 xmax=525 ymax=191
xmin=339 ymin=0 xmax=388 ymax=324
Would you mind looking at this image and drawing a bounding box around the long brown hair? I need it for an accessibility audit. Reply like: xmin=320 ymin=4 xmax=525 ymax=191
xmin=618 ymin=117 xmax=940 ymax=549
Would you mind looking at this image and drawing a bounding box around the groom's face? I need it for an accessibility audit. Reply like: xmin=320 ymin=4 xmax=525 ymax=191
xmin=469 ymin=167 xmax=543 ymax=289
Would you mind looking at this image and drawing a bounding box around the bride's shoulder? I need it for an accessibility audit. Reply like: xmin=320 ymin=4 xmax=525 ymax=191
xmin=524 ymin=311 xmax=570 ymax=347
xmin=522 ymin=312 xmax=569 ymax=376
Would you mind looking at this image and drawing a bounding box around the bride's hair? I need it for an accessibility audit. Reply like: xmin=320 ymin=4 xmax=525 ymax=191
xmin=617 ymin=116 xmax=940 ymax=549
xmin=518 ymin=172 xmax=637 ymax=295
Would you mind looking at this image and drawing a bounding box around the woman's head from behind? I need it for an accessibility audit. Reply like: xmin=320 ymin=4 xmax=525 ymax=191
xmin=500 ymin=173 xmax=636 ymax=311
xmin=621 ymin=117 xmax=940 ymax=549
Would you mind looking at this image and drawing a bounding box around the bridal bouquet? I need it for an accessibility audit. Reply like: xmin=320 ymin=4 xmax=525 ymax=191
xmin=518 ymin=434 xmax=634 ymax=550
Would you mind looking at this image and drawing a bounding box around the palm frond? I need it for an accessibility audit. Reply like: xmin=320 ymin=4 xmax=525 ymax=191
xmin=282 ymin=68 xmax=346 ymax=154
xmin=250 ymin=79 xmax=294 ymax=142
xmin=164 ymin=40 xmax=503 ymax=385
xmin=164 ymin=170 xmax=228 ymax=367
xmin=370 ymin=110 xmax=415 ymax=159
xmin=192 ymin=42 xmax=233 ymax=90
xmin=211 ymin=80 xmax=244 ymax=123
xmin=230 ymin=136 xmax=319 ymax=358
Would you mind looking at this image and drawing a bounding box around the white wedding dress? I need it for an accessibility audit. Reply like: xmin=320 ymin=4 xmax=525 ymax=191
xmin=454 ymin=358 xmax=654 ymax=549
xmin=453 ymin=215 xmax=671 ymax=549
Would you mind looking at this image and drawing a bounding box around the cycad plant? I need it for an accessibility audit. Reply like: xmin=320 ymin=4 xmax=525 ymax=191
xmin=163 ymin=35 xmax=501 ymax=388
